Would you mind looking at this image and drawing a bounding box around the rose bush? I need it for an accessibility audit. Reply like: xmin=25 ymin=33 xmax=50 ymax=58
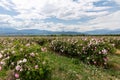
xmin=109 ymin=39 xmax=120 ymax=49
xmin=50 ymin=38 xmax=116 ymax=67
xmin=0 ymin=38 xmax=51 ymax=80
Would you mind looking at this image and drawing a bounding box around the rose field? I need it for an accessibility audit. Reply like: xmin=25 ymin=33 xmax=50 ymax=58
xmin=0 ymin=36 xmax=120 ymax=80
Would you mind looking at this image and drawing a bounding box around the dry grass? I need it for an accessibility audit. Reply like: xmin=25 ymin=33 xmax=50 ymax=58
xmin=116 ymin=49 xmax=120 ymax=54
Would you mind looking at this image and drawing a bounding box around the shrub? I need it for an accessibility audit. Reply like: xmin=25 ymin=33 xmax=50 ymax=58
xmin=36 ymin=38 xmax=51 ymax=46
xmin=0 ymin=39 xmax=51 ymax=80
xmin=110 ymin=39 xmax=120 ymax=49
xmin=50 ymin=39 xmax=115 ymax=67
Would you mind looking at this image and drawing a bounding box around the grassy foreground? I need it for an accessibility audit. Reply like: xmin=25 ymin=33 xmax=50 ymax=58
xmin=40 ymin=51 xmax=120 ymax=80
xmin=0 ymin=37 xmax=120 ymax=80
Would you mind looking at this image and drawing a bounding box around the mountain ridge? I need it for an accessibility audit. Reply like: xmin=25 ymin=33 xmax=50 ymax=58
xmin=0 ymin=27 xmax=119 ymax=35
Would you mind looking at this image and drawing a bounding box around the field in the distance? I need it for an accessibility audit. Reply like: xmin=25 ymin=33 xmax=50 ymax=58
xmin=0 ymin=36 xmax=120 ymax=80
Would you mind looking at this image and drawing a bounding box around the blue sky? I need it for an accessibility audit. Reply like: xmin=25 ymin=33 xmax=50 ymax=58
xmin=0 ymin=0 xmax=120 ymax=32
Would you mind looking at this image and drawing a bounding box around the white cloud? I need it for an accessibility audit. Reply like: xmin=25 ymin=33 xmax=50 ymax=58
xmin=0 ymin=0 xmax=13 ymax=10
xmin=114 ymin=0 xmax=120 ymax=5
xmin=0 ymin=0 xmax=119 ymax=32
xmin=14 ymin=13 xmax=47 ymax=20
xmin=0 ymin=14 xmax=13 ymax=22
xmin=0 ymin=11 xmax=119 ymax=32
xmin=77 ymin=11 xmax=120 ymax=32
xmin=3 ymin=0 xmax=109 ymax=20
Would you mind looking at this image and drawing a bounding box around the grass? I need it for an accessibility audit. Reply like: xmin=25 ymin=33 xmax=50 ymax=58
xmin=108 ymin=54 xmax=120 ymax=72
xmin=39 ymin=50 xmax=120 ymax=80
xmin=0 ymin=69 xmax=7 ymax=80
xmin=0 ymin=49 xmax=120 ymax=80
xmin=0 ymin=37 xmax=120 ymax=80
xmin=116 ymin=49 xmax=120 ymax=54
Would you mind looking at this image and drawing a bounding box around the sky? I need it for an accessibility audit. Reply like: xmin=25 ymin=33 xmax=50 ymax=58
xmin=0 ymin=0 xmax=120 ymax=32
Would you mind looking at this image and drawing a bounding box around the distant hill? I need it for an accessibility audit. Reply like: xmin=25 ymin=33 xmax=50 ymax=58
xmin=0 ymin=27 xmax=82 ymax=35
xmin=84 ymin=29 xmax=120 ymax=35
xmin=0 ymin=27 xmax=119 ymax=35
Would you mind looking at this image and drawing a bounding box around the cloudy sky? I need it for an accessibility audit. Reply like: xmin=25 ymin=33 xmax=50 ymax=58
xmin=0 ymin=0 xmax=120 ymax=32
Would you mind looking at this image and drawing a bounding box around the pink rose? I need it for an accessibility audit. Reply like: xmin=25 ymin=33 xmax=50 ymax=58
xmin=94 ymin=61 xmax=96 ymax=64
xmin=26 ymin=43 xmax=30 ymax=47
xmin=103 ymin=57 xmax=108 ymax=62
xmin=30 ymin=52 xmax=35 ymax=57
xmin=41 ymin=47 xmax=47 ymax=52
xmin=14 ymin=73 xmax=19 ymax=78
xmin=15 ymin=65 xmax=21 ymax=71
xmin=35 ymin=65 xmax=39 ymax=69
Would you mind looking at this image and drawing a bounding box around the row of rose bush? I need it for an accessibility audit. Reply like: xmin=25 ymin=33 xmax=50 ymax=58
xmin=50 ymin=39 xmax=116 ymax=67
xmin=0 ymin=37 xmax=118 ymax=79
xmin=0 ymin=38 xmax=51 ymax=80
xmin=109 ymin=39 xmax=120 ymax=49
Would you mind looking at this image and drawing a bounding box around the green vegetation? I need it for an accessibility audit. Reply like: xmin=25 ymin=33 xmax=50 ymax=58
xmin=0 ymin=36 xmax=120 ymax=80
